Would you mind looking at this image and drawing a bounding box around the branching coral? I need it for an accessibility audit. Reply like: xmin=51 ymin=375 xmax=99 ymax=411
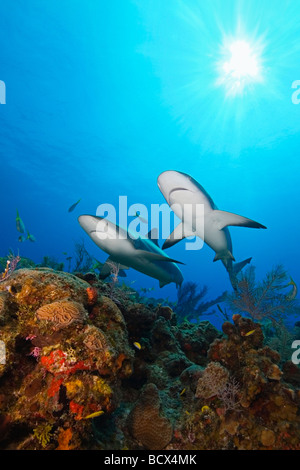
xmin=33 ymin=423 xmax=53 ymax=448
xmin=73 ymin=240 xmax=94 ymax=273
xmin=0 ymin=255 xmax=20 ymax=283
xmin=226 ymin=265 xmax=300 ymax=323
xmin=217 ymin=377 xmax=241 ymax=413
xmin=175 ymin=282 xmax=226 ymax=323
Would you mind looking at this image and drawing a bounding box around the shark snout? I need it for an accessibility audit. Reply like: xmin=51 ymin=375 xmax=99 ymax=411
xmin=78 ymin=215 xmax=94 ymax=232
xmin=158 ymin=171 xmax=181 ymax=201
xmin=78 ymin=215 xmax=108 ymax=235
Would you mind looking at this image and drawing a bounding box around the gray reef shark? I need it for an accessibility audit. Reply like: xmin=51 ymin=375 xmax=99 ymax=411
xmin=78 ymin=215 xmax=184 ymax=288
xmin=157 ymin=170 xmax=267 ymax=289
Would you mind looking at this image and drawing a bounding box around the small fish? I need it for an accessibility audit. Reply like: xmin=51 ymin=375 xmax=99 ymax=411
xmin=16 ymin=209 xmax=25 ymax=234
xmin=201 ymin=405 xmax=211 ymax=412
xmin=133 ymin=342 xmax=142 ymax=350
xmin=6 ymin=285 xmax=14 ymax=295
xmin=217 ymin=304 xmax=224 ymax=314
xmin=185 ymin=410 xmax=190 ymax=415
xmin=84 ymin=410 xmax=104 ymax=419
xmin=180 ymin=388 xmax=186 ymax=397
xmin=18 ymin=235 xmax=25 ymax=243
xmin=244 ymin=329 xmax=256 ymax=337
xmin=140 ymin=287 xmax=155 ymax=294
xmin=68 ymin=199 xmax=81 ymax=213
xmin=286 ymin=277 xmax=298 ymax=301
xmin=26 ymin=231 xmax=36 ymax=242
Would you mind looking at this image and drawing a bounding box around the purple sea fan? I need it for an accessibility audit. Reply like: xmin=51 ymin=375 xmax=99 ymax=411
xmin=217 ymin=378 xmax=241 ymax=413
xmin=0 ymin=255 xmax=20 ymax=283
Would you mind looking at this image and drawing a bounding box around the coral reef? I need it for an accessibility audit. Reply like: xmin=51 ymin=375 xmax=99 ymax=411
xmin=0 ymin=268 xmax=133 ymax=449
xmin=0 ymin=265 xmax=299 ymax=450
xmin=172 ymin=314 xmax=300 ymax=450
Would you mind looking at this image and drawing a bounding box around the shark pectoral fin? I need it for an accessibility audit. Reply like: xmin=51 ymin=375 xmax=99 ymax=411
xmin=233 ymin=257 xmax=252 ymax=275
xmin=159 ymin=280 xmax=169 ymax=288
xmin=119 ymin=269 xmax=127 ymax=278
xmin=212 ymin=210 xmax=267 ymax=230
xmin=162 ymin=223 xmax=195 ymax=250
xmin=99 ymin=259 xmax=114 ymax=279
xmin=118 ymin=264 xmax=130 ymax=270
xmin=135 ymin=249 xmax=185 ymax=265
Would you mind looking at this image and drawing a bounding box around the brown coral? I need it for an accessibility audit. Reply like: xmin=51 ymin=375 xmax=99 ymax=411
xmin=260 ymin=429 xmax=275 ymax=447
xmin=129 ymin=383 xmax=173 ymax=450
xmin=91 ymin=296 xmax=126 ymax=329
xmin=195 ymin=362 xmax=230 ymax=399
xmin=83 ymin=325 xmax=110 ymax=352
xmin=36 ymin=300 xmax=87 ymax=328
xmin=0 ymin=268 xmax=90 ymax=309
xmin=0 ymin=294 xmax=6 ymax=317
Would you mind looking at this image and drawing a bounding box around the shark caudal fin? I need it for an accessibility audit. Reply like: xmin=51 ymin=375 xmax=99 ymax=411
xmin=227 ymin=257 xmax=252 ymax=291
xmin=233 ymin=257 xmax=252 ymax=275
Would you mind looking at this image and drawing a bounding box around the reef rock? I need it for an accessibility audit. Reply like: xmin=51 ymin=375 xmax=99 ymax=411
xmin=0 ymin=268 xmax=133 ymax=449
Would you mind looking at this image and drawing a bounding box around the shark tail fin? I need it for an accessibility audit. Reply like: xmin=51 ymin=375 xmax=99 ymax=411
xmin=233 ymin=257 xmax=252 ymax=275
xmin=228 ymin=257 xmax=252 ymax=291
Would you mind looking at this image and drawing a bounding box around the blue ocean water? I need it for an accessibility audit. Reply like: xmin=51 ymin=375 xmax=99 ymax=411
xmin=1 ymin=0 xmax=299 ymax=328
